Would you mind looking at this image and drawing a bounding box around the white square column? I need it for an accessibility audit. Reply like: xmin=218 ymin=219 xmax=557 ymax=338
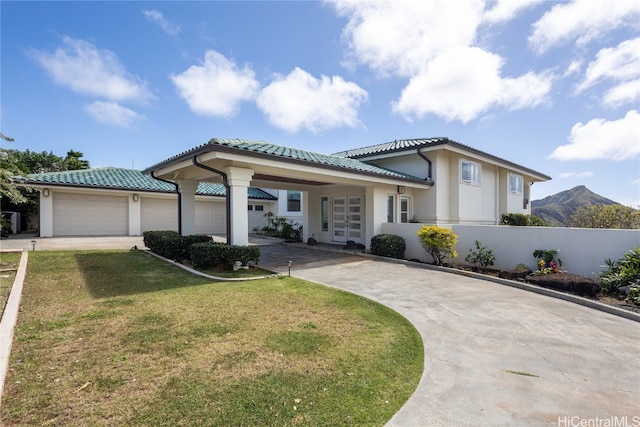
xmin=225 ymin=167 xmax=254 ymax=246
xmin=39 ymin=189 xmax=53 ymax=237
xmin=178 ymin=180 xmax=198 ymax=236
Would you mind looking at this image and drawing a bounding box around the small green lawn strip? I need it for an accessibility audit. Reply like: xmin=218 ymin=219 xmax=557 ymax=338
xmin=0 ymin=251 xmax=21 ymax=316
xmin=1 ymin=250 xmax=423 ymax=426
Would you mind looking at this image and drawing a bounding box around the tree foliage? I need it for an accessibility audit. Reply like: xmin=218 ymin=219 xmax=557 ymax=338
xmin=501 ymin=213 xmax=547 ymax=226
xmin=566 ymin=204 xmax=640 ymax=229
xmin=0 ymin=133 xmax=29 ymax=204
xmin=417 ymin=225 xmax=458 ymax=266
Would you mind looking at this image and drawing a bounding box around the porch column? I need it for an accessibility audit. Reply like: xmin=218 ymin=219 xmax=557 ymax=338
xmin=225 ymin=167 xmax=254 ymax=245
xmin=177 ymin=180 xmax=198 ymax=236
xmin=302 ymin=190 xmax=310 ymax=243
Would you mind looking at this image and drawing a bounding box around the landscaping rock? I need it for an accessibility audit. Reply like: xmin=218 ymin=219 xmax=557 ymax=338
xmin=525 ymin=273 xmax=601 ymax=297
xmin=498 ymin=269 xmax=532 ymax=281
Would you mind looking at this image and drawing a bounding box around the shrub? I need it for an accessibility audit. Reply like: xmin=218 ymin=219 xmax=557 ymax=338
xmin=143 ymin=231 xmax=211 ymax=262
xmin=190 ymin=242 xmax=260 ymax=269
xmin=627 ymin=285 xmax=640 ymax=307
xmin=501 ymin=213 xmax=546 ymax=226
xmin=257 ymin=212 xmax=303 ymax=242
xmin=370 ymin=234 xmax=406 ymax=259
xmin=464 ymin=240 xmax=495 ymax=272
xmin=599 ymin=247 xmax=640 ymax=294
xmin=417 ymin=225 xmax=457 ymax=266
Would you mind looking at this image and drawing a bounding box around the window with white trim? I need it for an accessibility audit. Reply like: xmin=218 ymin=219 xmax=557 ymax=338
xmin=400 ymin=196 xmax=412 ymax=223
xmin=461 ymin=160 xmax=481 ymax=185
xmin=321 ymin=197 xmax=329 ymax=231
xmin=287 ymin=191 xmax=301 ymax=212
xmin=387 ymin=195 xmax=395 ymax=223
xmin=509 ymin=174 xmax=523 ymax=194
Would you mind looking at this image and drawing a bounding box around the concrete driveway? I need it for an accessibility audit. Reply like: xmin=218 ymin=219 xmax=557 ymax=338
xmin=2 ymin=235 xmax=639 ymax=426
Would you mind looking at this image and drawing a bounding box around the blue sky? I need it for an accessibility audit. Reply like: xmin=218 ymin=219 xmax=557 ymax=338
xmin=2 ymin=1 xmax=639 ymax=206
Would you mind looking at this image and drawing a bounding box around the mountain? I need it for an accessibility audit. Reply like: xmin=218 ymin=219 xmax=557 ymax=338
xmin=531 ymin=185 xmax=619 ymax=226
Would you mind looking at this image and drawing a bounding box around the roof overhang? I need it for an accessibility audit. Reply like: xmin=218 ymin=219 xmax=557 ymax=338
xmin=144 ymin=141 xmax=433 ymax=190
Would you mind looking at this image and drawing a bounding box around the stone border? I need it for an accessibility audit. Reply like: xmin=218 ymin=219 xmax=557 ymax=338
xmin=0 ymin=250 xmax=28 ymax=406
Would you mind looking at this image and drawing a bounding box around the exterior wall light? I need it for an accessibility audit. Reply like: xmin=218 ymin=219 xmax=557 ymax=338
xmin=397 ymin=185 xmax=406 ymax=194
xmin=133 ymin=194 xmax=139 ymax=202
xmin=42 ymin=188 xmax=50 ymax=197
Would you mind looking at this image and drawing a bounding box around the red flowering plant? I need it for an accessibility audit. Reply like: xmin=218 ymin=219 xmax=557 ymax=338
xmin=533 ymin=249 xmax=563 ymax=275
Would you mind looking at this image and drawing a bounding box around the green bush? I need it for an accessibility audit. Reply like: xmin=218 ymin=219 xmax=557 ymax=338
xmin=501 ymin=213 xmax=546 ymax=226
xmin=190 ymin=242 xmax=260 ymax=269
xmin=600 ymin=247 xmax=640 ymax=294
xmin=417 ymin=225 xmax=457 ymax=266
xmin=370 ymin=234 xmax=406 ymax=259
xmin=143 ymin=231 xmax=211 ymax=262
xmin=464 ymin=240 xmax=495 ymax=271
xmin=257 ymin=212 xmax=303 ymax=241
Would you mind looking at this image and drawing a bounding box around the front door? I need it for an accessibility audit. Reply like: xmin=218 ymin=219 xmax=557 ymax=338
xmin=333 ymin=196 xmax=363 ymax=243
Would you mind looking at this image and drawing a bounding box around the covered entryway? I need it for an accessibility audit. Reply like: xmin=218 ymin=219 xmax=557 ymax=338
xmin=53 ymin=192 xmax=128 ymax=236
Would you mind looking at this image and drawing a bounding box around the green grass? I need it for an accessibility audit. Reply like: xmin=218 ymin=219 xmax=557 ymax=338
xmin=0 ymin=251 xmax=21 ymax=316
xmin=0 ymin=250 xmax=423 ymax=426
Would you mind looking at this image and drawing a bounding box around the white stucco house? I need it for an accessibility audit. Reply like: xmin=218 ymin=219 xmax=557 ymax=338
xmin=22 ymin=137 xmax=550 ymax=246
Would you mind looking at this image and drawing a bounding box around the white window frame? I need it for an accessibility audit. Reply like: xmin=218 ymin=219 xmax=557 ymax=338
xmin=321 ymin=196 xmax=329 ymax=232
xmin=461 ymin=159 xmax=481 ymax=186
xmin=400 ymin=196 xmax=412 ymax=223
xmin=286 ymin=190 xmax=301 ymax=212
xmin=387 ymin=194 xmax=395 ymax=223
xmin=509 ymin=173 xmax=523 ymax=195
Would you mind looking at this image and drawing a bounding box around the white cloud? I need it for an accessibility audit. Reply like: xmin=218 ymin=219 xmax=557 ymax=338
xmin=143 ymin=9 xmax=180 ymax=36
xmin=575 ymin=38 xmax=640 ymax=107
xmin=549 ymin=110 xmax=640 ymax=161
xmin=171 ymin=50 xmax=259 ymax=117
xmin=331 ymin=0 xmax=552 ymax=123
xmin=256 ymin=67 xmax=367 ymax=133
xmin=557 ymin=171 xmax=594 ymax=178
xmin=392 ymin=46 xmax=551 ymax=122
xmin=31 ymin=36 xmax=151 ymax=102
xmin=529 ymin=0 xmax=640 ymax=53
xmin=563 ymin=60 xmax=582 ymax=77
xmin=84 ymin=101 xmax=144 ymax=127
xmin=482 ymin=0 xmax=544 ymax=24
xmin=331 ymin=0 xmax=483 ymax=78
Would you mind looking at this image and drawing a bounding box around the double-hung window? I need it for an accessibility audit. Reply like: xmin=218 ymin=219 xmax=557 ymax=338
xmin=287 ymin=191 xmax=301 ymax=212
xmin=461 ymin=160 xmax=481 ymax=185
xmin=509 ymin=174 xmax=523 ymax=194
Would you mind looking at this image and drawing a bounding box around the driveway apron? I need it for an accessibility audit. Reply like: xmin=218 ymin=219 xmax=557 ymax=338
xmin=278 ymin=245 xmax=640 ymax=427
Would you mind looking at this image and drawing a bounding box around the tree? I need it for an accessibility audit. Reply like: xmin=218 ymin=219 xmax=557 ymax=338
xmin=566 ymin=204 xmax=640 ymax=229
xmin=64 ymin=150 xmax=90 ymax=170
xmin=0 ymin=133 xmax=29 ymax=204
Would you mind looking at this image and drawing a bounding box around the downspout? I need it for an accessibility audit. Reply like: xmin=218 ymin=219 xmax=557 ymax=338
xmin=417 ymin=150 xmax=435 ymax=186
xmin=192 ymin=156 xmax=231 ymax=245
xmin=151 ymin=170 xmax=182 ymax=235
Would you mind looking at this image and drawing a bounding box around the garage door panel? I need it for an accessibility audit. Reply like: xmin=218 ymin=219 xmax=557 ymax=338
xmin=141 ymin=198 xmax=178 ymax=232
xmin=53 ymin=192 xmax=128 ymax=236
xmin=195 ymin=200 xmax=226 ymax=235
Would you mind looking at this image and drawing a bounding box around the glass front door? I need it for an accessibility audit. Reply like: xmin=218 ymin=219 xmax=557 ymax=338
xmin=333 ymin=196 xmax=362 ymax=243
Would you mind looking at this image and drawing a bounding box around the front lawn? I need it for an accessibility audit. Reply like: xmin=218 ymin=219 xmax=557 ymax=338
xmin=1 ymin=250 xmax=423 ymax=426
xmin=0 ymin=251 xmax=21 ymax=316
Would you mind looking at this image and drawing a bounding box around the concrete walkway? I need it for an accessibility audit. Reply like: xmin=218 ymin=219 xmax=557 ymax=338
xmin=1 ymin=235 xmax=639 ymax=426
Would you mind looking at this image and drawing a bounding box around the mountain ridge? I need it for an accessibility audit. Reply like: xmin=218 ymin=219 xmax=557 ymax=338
xmin=531 ymin=185 xmax=619 ymax=226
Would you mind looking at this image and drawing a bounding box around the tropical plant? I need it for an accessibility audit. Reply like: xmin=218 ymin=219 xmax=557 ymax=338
xmin=464 ymin=240 xmax=495 ymax=272
xmin=416 ymin=225 xmax=457 ymax=266
xmin=533 ymin=249 xmax=562 ymax=275
xmin=599 ymin=247 xmax=640 ymax=294
xmin=257 ymin=212 xmax=303 ymax=241
xmin=501 ymin=213 xmax=546 ymax=226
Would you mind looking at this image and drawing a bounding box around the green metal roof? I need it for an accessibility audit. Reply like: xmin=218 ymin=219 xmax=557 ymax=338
xmin=20 ymin=167 xmax=277 ymax=200
xmin=333 ymin=137 xmax=552 ymax=180
xmin=143 ymin=138 xmax=427 ymax=183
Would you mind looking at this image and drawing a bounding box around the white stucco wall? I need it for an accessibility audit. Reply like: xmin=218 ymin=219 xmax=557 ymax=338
xmin=381 ymin=222 xmax=640 ymax=278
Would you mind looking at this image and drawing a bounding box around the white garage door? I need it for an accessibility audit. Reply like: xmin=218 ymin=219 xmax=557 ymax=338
xmin=53 ymin=192 xmax=128 ymax=236
xmin=141 ymin=198 xmax=178 ymax=232
xmin=195 ymin=200 xmax=226 ymax=235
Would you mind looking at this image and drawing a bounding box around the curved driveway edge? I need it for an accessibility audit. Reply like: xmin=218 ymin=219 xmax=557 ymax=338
xmin=0 ymin=250 xmax=28 ymax=407
xmin=290 ymin=255 xmax=640 ymax=426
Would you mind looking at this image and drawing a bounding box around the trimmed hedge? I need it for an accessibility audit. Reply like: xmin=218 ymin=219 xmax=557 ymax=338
xmin=143 ymin=230 xmax=211 ymax=262
xmin=370 ymin=234 xmax=406 ymax=259
xmin=190 ymin=242 xmax=260 ymax=268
